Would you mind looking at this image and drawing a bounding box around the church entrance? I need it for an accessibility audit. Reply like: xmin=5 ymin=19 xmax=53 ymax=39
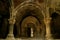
xmin=25 ymin=23 xmax=35 ymax=38
xmin=20 ymin=16 xmax=43 ymax=38
xmin=14 ymin=3 xmax=45 ymax=38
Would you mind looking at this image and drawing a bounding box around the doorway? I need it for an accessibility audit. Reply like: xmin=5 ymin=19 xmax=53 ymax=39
xmin=26 ymin=27 xmax=31 ymax=37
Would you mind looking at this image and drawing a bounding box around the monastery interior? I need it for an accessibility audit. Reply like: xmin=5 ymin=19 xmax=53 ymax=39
xmin=0 ymin=0 xmax=60 ymax=40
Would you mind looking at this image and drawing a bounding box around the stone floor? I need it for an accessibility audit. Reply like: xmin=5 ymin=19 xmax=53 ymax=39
xmin=0 ymin=38 xmax=60 ymax=40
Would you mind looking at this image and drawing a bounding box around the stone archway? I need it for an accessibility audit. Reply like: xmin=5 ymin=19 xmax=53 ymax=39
xmin=14 ymin=3 xmax=46 ymax=38
xmin=20 ymin=16 xmax=43 ymax=38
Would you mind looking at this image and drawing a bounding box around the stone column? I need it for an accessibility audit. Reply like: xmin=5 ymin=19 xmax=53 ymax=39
xmin=44 ymin=18 xmax=52 ymax=40
xmin=6 ymin=18 xmax=15 ymax=40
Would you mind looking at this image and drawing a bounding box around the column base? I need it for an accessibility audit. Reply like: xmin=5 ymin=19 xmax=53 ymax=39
xmin=6 ymin=34 xmax=15 ymax=40
xmin=45 ymin=34 xmax=53 ymax=40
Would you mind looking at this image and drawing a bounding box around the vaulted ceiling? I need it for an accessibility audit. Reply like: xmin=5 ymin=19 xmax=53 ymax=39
xmin=13 ymin=0 xmax=44 ymax=8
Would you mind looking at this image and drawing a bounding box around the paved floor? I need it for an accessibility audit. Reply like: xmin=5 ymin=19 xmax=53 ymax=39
xmin=0 ymin=38 xmax=58 ymax=40
xmin=0 ymin=37 xmax=60 ymax=40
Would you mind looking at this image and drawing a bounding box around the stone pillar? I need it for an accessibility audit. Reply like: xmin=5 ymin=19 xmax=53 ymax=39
xmin=44 ymin=18 xmax=52 ymax=40
xmin=6 ymin=18 xmax=15 ymax=40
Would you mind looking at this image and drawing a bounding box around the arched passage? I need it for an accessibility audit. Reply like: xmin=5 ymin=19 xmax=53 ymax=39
xmin=20 ymin=16 xmax=42 ymax=38
xmin=13 ymin=3 xmax=45 ymax=38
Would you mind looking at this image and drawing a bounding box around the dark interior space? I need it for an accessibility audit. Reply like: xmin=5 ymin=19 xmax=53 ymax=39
xmin=51 ymin=12 xmax=60 ymax=39
xmin=0 ymin=0 xmax=10 ymax=39
xmin=13 ymin=24 xmax=18 ymax=38
xmin=26 ymin=27 xmax=31 ymax=37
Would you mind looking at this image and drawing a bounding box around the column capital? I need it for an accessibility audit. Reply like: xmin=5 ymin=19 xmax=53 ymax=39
xmin=8 ymin=18 xmax=16 ymax=24
xmin=44 ymin=17 xmax=52 ymax=24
